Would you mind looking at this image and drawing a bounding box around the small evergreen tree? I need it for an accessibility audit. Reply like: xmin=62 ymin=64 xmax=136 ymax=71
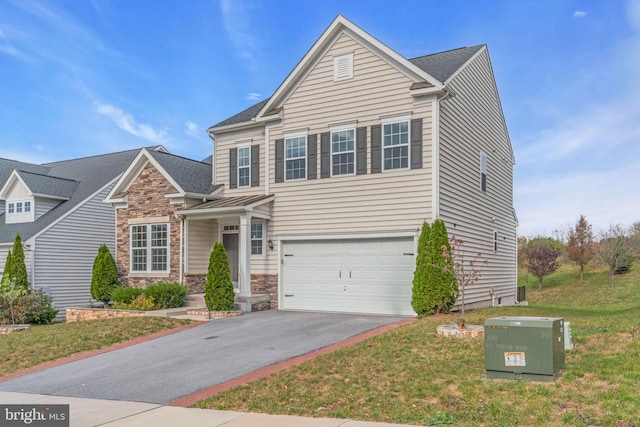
xmin=411 ymin=220 xmax=457 ymax=317
xmin=10 ymin=234 xmax=29 ymax=295
xmin=1 ymin=250 xmax=13 ymax=295
xmin=90 ymin=244 xmax=120 ymax=307
xmin=205 ymin=242 xmax=235 ymax=311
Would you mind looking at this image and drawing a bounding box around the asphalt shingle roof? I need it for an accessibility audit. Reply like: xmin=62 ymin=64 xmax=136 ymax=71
xmin=146 ymin=150 xmax=220 ymax=195
xmin=0 ymin=147 xmax=153 ymax=244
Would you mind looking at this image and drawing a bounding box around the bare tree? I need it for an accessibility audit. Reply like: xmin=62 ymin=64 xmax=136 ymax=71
xmin=598 ymin=224 xmax=634 ymax=288
xmin=565 ymin=215 xmax=595 ymax=280
xmin=525 ymin=242 xmax=559 ymax=290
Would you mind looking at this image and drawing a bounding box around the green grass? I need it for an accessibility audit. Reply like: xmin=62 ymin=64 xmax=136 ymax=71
xmin=0 ymin=317 xmax=191 ymax=378
xmin=194 ymin=265 xmax=640 ymax=426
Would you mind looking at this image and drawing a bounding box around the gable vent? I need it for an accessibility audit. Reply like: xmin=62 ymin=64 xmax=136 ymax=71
xmin=334 ymin=53 xmax=353 ymax=81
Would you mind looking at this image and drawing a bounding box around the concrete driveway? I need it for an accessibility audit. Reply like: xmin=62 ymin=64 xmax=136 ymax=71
xmin=0 ymin=311 xmax=407 ymax=404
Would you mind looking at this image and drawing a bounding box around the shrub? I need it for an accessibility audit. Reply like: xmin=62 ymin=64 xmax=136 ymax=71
xmin=0 ymin=290 xmax=58 ymax=325
xmin=411 ymin=220 xmax=457 ymax=317
xmin=205 ymin=242 xmax=235 ymax=311
xmin=90 ymin=244 xmax=120 ymax=306
xmin=112 ymin=294 xmax=158 ymax=311
xmin=144 ymin=282 xmax=186 ymax=309
xmin=110 ymin=287 xmax=144 ymax=305
xmin=9 ymin=234 xmax=29 ymax=295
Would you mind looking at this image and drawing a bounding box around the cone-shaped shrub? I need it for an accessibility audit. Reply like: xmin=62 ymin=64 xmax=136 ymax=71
xmin=205 ymin=242 xmax=235 ymax=311
xmin=411 ymin=220 xmax=457 ymax=316
xmin=90 ymin=244 xmax=120 ymax=306
xmin=10 ymin=234 xmax=29 ymax=295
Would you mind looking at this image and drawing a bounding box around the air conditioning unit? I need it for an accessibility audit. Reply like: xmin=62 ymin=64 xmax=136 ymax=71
xmin=484 ymin=316 xmax=566 ymax=381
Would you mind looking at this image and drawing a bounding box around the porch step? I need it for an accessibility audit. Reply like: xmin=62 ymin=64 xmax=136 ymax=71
xmin=184 ymin=293 xmax=206 ymax=308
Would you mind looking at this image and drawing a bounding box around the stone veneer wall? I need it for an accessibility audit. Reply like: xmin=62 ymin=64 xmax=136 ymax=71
xmin=251 ymin=274 xmax=278 ymax=309
xmin=66 ymin=307 xmax=146 ymax=322
xmin=184 ymin=274 xmax=206 ymax=294
xmin=116 ymin=162 xmax=184 ymax=287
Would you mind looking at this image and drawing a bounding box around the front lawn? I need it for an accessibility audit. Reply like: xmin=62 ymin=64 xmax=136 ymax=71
xmin=194 ymin=265 xmax=640 ymax=426
xmin=0 ymin=317 xmax=191 ymax=378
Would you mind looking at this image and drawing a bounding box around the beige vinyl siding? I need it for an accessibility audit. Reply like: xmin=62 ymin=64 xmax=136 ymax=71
xmin=214 ymin=32 xmax=434 ymax=276
xmin=438 ymin=48 xmax=517 ymax=308
xmin=32 ymin=184 xmax=117 ymax=315
xmin=215 ymin=128 xmax=266 ymax=194
xmin=186 ymin=218 xmax=216 ymax=274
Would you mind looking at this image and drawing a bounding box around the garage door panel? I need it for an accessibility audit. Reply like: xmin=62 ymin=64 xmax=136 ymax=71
xmin=282 ymin=238 xmax=415 ymax=316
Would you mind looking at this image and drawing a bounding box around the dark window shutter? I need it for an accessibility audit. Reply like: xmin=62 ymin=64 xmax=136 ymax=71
xmin=307 ymin=134 xmax=317 ymax=180
xmin=251 ymin=144 xmax=260 ymax=187
xmin=320 ymin=132 xmax=330 ymax=178
xmin=371 ymin=125 xmax=382 ymax=174
xmin=275 ymin=139 xmax=284 ymax=183
xmin=410 ymin=118 xmax=423 ymax=170
xmin=229 ymin=147 xmax=238 ymax=189
xmin=356 ymin=126 xmax=367 ymax=175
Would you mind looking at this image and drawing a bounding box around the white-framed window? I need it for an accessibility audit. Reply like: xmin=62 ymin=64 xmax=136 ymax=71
xmin=16 ymin=202 xmax=22 ymax=213
xmin=480 ymin=152 xmax=488 ymax=192
xmin=331 ymin=128 xmax=355 ymax=176
xmin=383 ymin=120 xmax=410 ymax=170
xmin=333 ymin=53 xmax=353 ymax=81
xmin=130 ymin=223 xmax=169 ymax=273
xmin=285 ymin=135 xmax=307 ymax=181
xmin=8 ymin=203 xmax=14 ymax=214
xmin=24 ymin=201 xmax=31 ymax=212
xmin=251 ymin=223 xmax=264 ymax=256
xmin=238 ymin=145 xmax=251 ymax=187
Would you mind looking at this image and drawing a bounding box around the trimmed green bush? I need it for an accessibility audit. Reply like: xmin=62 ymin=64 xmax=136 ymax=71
xmin=144 ymin=282 xmax=186 ymax=309
xmin=411 ymin=220 xmax=457 ymax=317
xmin=90 ymin=244 xmax=120 ymax=306
xmin=110 ymin=287 xmax=143 ymax=305
xmin=10 ymin=234 xmax=29 ymax=295
xmin=0 ymin=290 xmax=58 ymax=325
xmin=205 ymin=242 xmax=235 ymax=311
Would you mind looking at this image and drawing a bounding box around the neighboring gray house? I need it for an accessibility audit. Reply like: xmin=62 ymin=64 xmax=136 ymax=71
xmin=0 ymin=146 xmax=166 ymax=315
xmin=106 ymin=15 xmax=517 ymax=316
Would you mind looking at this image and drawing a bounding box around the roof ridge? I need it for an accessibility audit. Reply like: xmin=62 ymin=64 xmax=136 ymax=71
xmin=42 ymin=146 xmax=160 ymax=166
xmin=15 ymin=169 xmax=80 ymax=183
xmin=408 ymin=44 xmax=484 ymax=61
xmin=149 ymin=148 xmax=211 ymax=166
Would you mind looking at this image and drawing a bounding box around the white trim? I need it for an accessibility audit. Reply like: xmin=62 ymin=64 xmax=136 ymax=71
xmin=129 ymin=222 xmax=171 ymax=274
xmin=284 ymin=134 xmax=308 ymax=182
xmin=128 ymin=216 xmax=170 ymax=225
xmin=250 ymin=221 xmax=266 ymax=259
xmin=432 ymin=97 xmax=440 ymax=218
xmin=277 ymin=230 xmax=418 ymax=241
xmin=381 ymin=118 xmax=411 ymax=172
xmin=380 ymin=113 xmax=412 ymax=124
xmin=330 ymin=126 xmax=356 ymax=177
xmin=237 ymin=143 xmax=251 ymax=188
xmin=333 ymin=52 xmax=354 ymax=81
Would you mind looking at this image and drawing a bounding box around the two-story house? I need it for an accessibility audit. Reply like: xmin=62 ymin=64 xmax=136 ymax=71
xmin=0 ymin=147 xmax=162 ymax=315
xmin=106 ymin=15 xmax=517 ymax=316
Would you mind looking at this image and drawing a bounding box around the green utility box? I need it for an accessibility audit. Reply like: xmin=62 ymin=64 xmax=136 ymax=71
xmin=485 ymin=316 xmax=565 ymax=381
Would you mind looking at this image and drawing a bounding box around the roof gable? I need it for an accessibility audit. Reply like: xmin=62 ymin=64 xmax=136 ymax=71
xmin=105 ymin=148 xmax=220 ymax=203
xmin=209 ymin=16 xmax=486 ymax=131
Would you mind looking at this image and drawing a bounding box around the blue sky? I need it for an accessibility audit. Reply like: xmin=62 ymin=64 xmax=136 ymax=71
xmin=1 ymin=0 xmax=638 ymax=237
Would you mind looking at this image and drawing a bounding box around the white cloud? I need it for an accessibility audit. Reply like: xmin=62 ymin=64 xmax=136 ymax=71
xmin=95 ymin=103 xmax=168 ymax=144
xmin=219 ymin=0 xmax=259 ymax=69
xmin=185 ymin=120 xmax=202 ymax=138
xmin=573 ymin=11 xmax=588 ymax=18
xmin=246 ymin=92 xmax=262 ymax=101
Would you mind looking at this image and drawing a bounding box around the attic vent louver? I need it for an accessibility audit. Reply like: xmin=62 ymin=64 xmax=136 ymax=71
xmin=334 ymin=53 xmax=353 ymax=81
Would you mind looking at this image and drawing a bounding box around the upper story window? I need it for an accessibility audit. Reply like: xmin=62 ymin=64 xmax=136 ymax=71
xmin=8 ymin=203 xmax=14 ymax=214
xmin=238 ymin=146 xmax=251 ymax=188
xmin=383 ymin=121 xmax=409 ymax=170
xmin=331 ymin=128 xmax=355 ymax=176
xmin=480 ymin=152 xmax=488 ymax=192
xmin=285 ymin=136 xmax=307 ymax=181
xmin=16 ymin=202 xmax=22 ymax=213
xmin=131 ymin=223 xmax=169 ymax=273
xmin=24 ymin=201 xmax=31 ymax=212
xmin=333 ymin=53 xmax=353 ymax=81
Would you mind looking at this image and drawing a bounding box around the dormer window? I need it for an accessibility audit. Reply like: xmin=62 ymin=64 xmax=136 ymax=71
xmin=5 ymin=199 xmax=34 ymax=223
xmin=334 ymin=53 xmax=353 ymax=81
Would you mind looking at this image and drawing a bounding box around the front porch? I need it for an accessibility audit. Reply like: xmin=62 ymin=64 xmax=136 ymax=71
xmin=177 ymin=194 xmax=277 ymax=312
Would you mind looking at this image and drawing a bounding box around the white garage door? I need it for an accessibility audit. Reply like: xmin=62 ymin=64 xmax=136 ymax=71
xmin=281 ymin=237 xmax=416 ymax=316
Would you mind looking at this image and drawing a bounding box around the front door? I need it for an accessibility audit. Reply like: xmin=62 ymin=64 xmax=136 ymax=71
xmin=222 ymin=233 xmax=239 ymax=290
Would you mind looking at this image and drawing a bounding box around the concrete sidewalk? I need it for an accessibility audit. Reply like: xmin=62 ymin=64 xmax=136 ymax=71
xmin=0 ymin=391 xmax=416 ymax=427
